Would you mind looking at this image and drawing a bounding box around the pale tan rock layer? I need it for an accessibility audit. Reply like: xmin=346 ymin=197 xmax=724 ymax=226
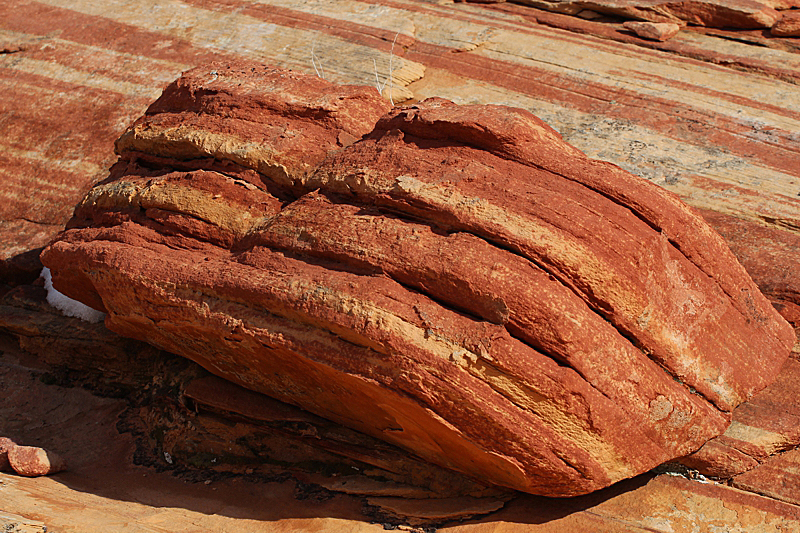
xmin=41 ymin=62 xmax=794 ymax=496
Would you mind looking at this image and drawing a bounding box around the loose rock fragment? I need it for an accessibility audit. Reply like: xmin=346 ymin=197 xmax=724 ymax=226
xmin=41 ymin=62 xmax=794 ymax=497
xmin=623 ymin=21 xmax=682 ymax=41
xmin=0 ymin=437 xmax=16 ymax=471
xmin=8 ymin=445 xmax=66 ymax=477
xmin=771 ymin=11 xmax=800 ymax=36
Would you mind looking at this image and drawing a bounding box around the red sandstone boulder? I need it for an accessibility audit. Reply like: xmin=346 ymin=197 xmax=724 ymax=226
xmin=7 ymin=445 xmax=66 ymax=477
xmin=40 ymin=62 xmax=794 ymax=497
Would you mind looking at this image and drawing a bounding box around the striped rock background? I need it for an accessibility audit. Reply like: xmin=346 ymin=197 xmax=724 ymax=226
xmin=2 ymin=0 xmax=799 ymax=257
xmin=1 ymin=0 xmax=800 ymax=529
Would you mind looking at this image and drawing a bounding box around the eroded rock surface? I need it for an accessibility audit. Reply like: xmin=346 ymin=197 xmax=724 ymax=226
xmin=511 ymin=0 xmax=782 ymax=28
xmin=41 ymin=61 xmax=794 ymax=497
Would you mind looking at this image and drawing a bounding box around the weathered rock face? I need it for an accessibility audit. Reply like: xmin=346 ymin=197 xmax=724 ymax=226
xmin=40 ymin=61 xmax=794 ymax=497
xmin=771 ymin=10 xmax=800 ymax=35
xmin=622 ymin=20 xmax=682 ymax=40
xmin=0 ymin=437 xmax=14 ymax=472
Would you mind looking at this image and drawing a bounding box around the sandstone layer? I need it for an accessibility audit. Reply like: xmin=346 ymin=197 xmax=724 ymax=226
xmin=41 ymin=62 xmax=794 ymax=497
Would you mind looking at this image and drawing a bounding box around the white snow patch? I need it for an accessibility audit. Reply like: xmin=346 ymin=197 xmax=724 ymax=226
xmin=41 ymin=267 xmax=106 ymax=324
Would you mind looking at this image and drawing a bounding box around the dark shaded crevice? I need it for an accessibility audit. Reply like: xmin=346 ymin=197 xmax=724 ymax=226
xmin=757 ymin=213 xmax=800 ymax=233
xmin=552 ymin=448 xmax=592 ymax=480
xmin=708 ymin=33 xmax=771 ymax=48
xmin=0 ymin=46 xmax=26 ymax=55
xmin=238 ymin=245 xmax=383 ymax=279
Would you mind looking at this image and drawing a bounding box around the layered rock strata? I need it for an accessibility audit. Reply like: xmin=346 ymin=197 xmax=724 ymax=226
xmin=41 ymin=62 xmax=794 ymax=497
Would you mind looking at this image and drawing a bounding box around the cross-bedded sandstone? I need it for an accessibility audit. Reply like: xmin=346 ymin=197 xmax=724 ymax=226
xmin=41 ymin=61 xmax=794 ymax=496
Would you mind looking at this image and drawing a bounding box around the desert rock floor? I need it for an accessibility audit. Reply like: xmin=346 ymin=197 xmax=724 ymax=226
xmin=3 ymin=332 xmax=800 ymax=532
